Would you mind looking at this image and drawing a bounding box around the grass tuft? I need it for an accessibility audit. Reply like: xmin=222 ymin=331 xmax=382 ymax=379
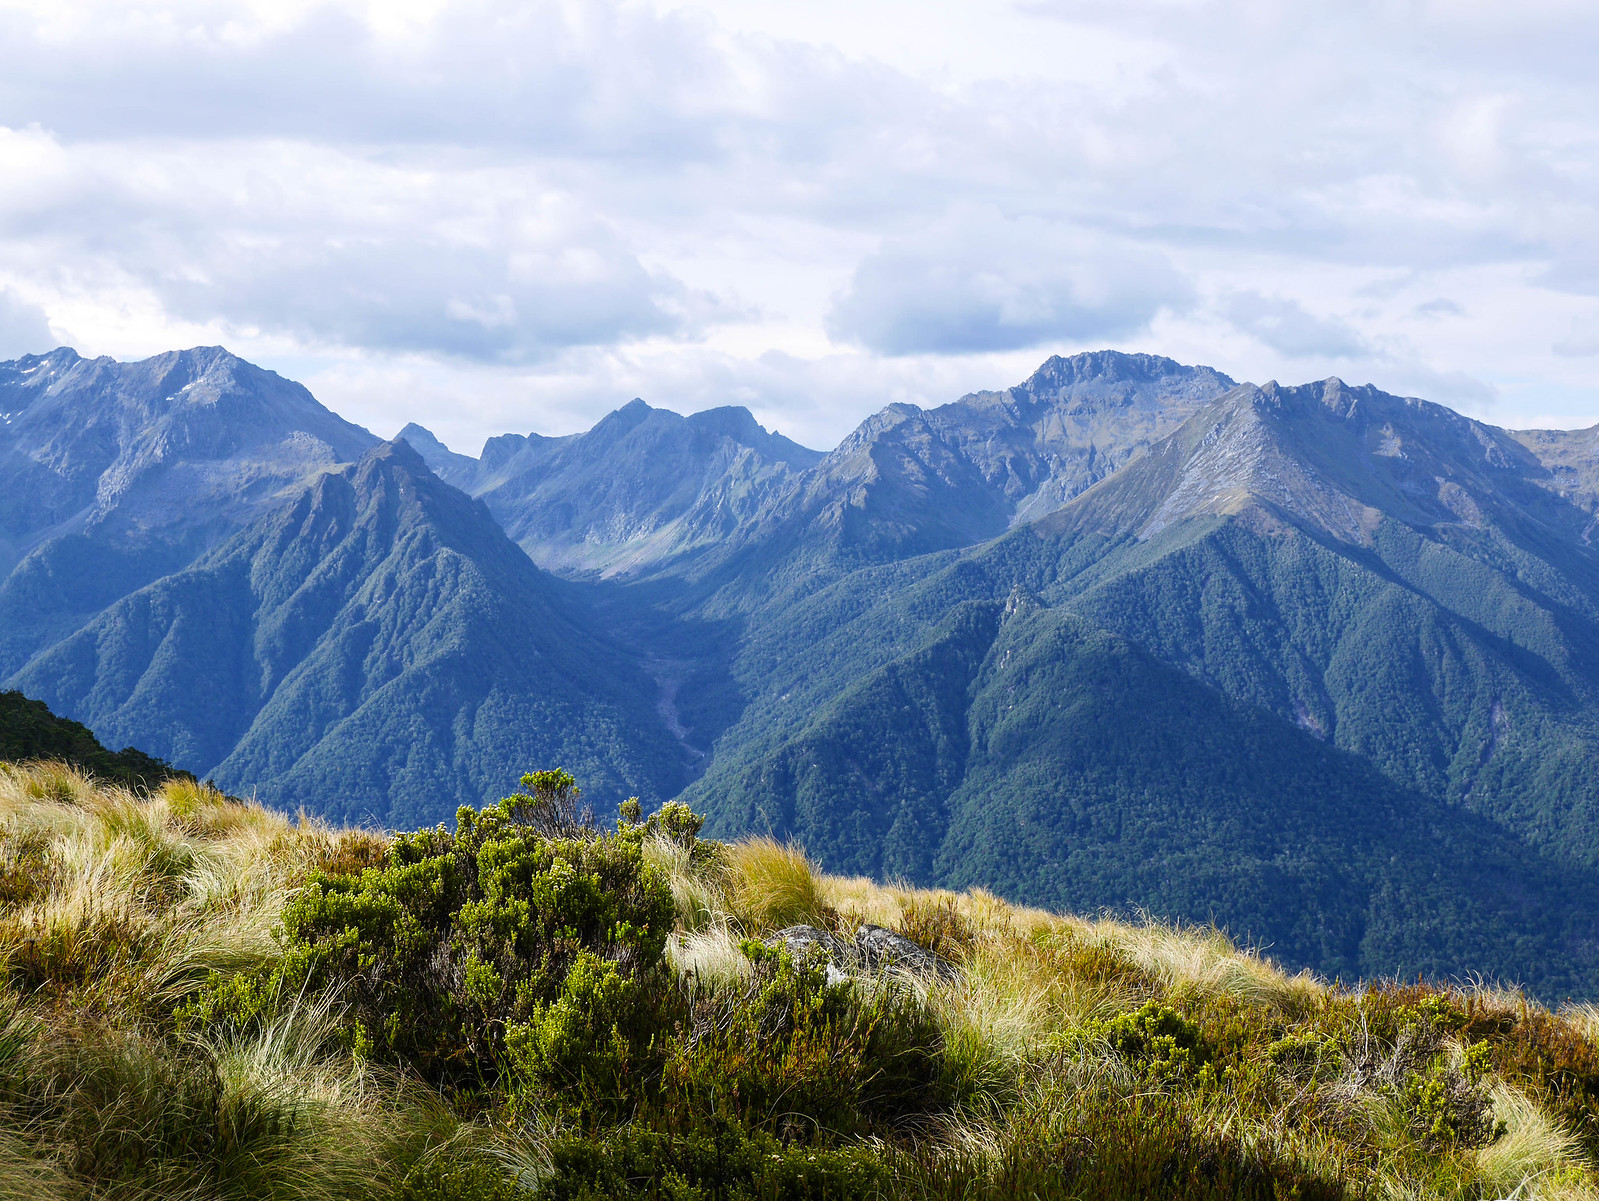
xmin=725 ymin=835 xmax=832 ymax=932
xmin=0 ymin=761 xmax=1597 ymax=1199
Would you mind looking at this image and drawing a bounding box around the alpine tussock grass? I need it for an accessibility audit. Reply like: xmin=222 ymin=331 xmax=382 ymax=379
xmin=0 ymin=759 xmax=1595 ymax=1198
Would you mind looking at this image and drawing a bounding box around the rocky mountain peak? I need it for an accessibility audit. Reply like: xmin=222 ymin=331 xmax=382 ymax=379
xmin=0 ymin=347 xmax=84 ymax=414
xmin=1047 ymin=373 xmax=1599 ymax=556
xmin=396 ymin=423 xmax=480 ymax=489
xmin=1021 ymin=349 xmax=1214 ymax=391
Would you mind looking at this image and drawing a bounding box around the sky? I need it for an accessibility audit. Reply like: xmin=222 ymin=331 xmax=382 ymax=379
xmin=0 ymin=0 xmax=1597 ymax=453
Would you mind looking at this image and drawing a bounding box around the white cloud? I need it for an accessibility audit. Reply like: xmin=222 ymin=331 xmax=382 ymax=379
xmin=1220 ymin=292 xmax=1369 ymax=360
xmin=0 ymin=0 xmax=1594 ymax=448
xmin=827 ymin=210 xmax=1190 ymax=355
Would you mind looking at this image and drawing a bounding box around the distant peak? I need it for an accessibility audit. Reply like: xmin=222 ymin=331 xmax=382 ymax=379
xmin=0 ymin=346 xmax=81 ymax=382
xmin=398 ymin=422 xmax=452 ymax=454
xmin=159 ymin=345 xmax=246 ymax=374
xmin=686 ymin=403 xmax=755 ymax=425
xmin=11 ymin=346 xmax=81 ymax=366
xmin=366 ymin=436 xmax=430 ymax=473
xmin=591 ymin=397 xmax=664 ymax=436
xmin=1021 ymin=350 xmax=1236 ymax=391
xmin=684 ymin=404 xmax=765 ymax=442
xmin=682 ymin=405 xmax=824 ymax=462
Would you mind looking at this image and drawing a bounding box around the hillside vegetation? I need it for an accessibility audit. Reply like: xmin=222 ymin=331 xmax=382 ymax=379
xmin=0 ymin=690 xmax=191 ymax=792
xmin=0 ymin=761 xmax=1597 ymax=1199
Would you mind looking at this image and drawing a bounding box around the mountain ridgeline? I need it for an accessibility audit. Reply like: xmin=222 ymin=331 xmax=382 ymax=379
xmin=4 ymin=345 xmax=1599 ymax=993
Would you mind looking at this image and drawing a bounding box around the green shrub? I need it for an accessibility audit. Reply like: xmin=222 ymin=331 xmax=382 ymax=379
xmin=1402 ymin=1059 xmax=1499 ymax=1150
xmin=505 ymin=952 xmax=671 ymax=1119
xmin=1091 ymin=1000 xmax=1214 ymax=1085
xmin=1262 ymin=1030 xmax=1341 ymax=1082
xmin=191 ymin=773 xmax=676 ymax=1090
xmin=392 ymin=1151 xmax=523 ymax=1201
xmin=660 ymin=942 xmax=945 ymax=1138
xmin=541 ymin=1120 xmax=887 ymax=1201
xmin=175 ymin=967 xmax=280 ymax=1038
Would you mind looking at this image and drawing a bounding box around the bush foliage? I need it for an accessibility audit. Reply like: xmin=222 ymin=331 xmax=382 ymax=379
xmin=4 ymin=761 xmax=1599 ymax=1198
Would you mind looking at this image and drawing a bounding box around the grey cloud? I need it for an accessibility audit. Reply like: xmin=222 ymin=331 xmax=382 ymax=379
xmin=160 ymin=237 xmax=705 ymax=363
xmin=1220 ymin=291 xmax=1371 ymax=360
xmin=0 ymin=4 xmax=680 ymax=149
xmin=0 ymin=289 xmax=53 ymax=359
xmin=1 ymin=1 xmax=1592 ymax=281
xmin=0 ymin=135 xmax=723 ymax=363
xmin=827 ymin=214 xmax=1190 ymax=356
xmin=0 ymin=1 xmax=908 ymax=167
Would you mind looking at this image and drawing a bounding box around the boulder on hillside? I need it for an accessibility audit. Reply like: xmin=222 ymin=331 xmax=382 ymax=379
xmin=765 ymin=924 xmax=848 ymax=961
xmin=854 ymin=924 xmax=961 ymax=982
xmin=762 ymin=923 xmax=960 ymax=983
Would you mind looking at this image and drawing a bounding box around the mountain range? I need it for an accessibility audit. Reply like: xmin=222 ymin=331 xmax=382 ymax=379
xmin=4 ymin=343 xmax=1599 ymax=993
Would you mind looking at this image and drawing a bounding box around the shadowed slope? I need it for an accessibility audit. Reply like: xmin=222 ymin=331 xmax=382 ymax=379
xmin=0 ymin=346 xmax=378 ymax=675
xmin=9 ymin=441 xmax=686 ymax=825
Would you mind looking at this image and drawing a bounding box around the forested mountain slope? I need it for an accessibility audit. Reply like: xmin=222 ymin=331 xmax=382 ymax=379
xmin=9 ymin=440 xmax=685 ymax=826
xmin=9 ymin=345 xmax=1599 ymax=990
xmin=0 ymin=346 xmax=377 ymax=676
xmin=672 ymin=374 xmax=1599 ymax=988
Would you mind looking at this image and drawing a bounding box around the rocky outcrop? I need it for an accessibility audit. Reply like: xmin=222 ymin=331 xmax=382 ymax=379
xmin=854 ymin=924 xmax=961 ymax=982
xmin=763 ymin=924 xmax=960 ymax=983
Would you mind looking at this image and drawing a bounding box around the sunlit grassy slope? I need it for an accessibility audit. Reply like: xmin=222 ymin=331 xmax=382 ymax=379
xmin=3 ymin=760 xmax=1599 ymax=1200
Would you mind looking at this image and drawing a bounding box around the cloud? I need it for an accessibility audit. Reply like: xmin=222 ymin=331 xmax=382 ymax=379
xmin=0 ymin=288 xmax=54 ymax=358
xmin=161 ymin=219 xmax=707 ymax=363
xmin=1553 ymin=316 xmax=1599 ymax=357
xmin=0 ymin=0 xmax=1593 ymax=441
xmin=0 ymin=134 xmax=723 ymax=363
xmin=0 ymin=1 xmax=752 ymax=151
xmin=827 ymin=212 xmax=1190 ymax=355
xmin=1219 ymin=291 xmax=1371 ymax=360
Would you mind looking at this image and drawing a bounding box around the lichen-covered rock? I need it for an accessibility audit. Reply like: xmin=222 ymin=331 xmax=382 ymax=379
xmin=854 ymin=924 xmax=961 ymax=982
xmin=761 ymin=923 xmax=961 ymax=983
xmin=765 ymin=925 xmax=848 ymax=964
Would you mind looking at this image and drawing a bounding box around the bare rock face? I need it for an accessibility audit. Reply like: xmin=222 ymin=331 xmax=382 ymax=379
xmin=763 ymin=923 xmax=960 ymax=983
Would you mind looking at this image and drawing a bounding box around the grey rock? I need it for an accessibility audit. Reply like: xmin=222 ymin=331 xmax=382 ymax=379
xmin=762 ymin=924 xmax=960 ymax=984
xmin=854 ymin=924 xmax=961 ymax=982
xmin=764 ymin=925 xmax=847 ymax=963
